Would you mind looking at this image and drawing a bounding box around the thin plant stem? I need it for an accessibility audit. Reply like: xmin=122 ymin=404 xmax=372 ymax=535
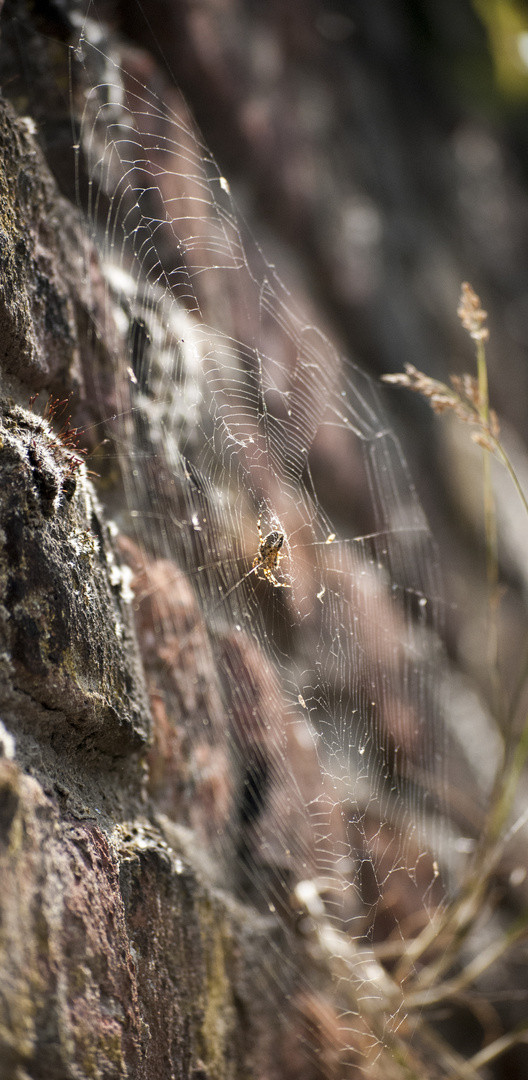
xmin=491 ymin=436 xmax=528 ymax=519
xmin=504 ymin=634 xmax=528 ymax=734
xmin=484 ymin=711 xmax=528 ymax=846
xmin=447 ymin=1021 xmax=528 ymax=1079
xmin=475 ymin=337 xmax=501 ymax=715
xmin=404 ymin=908 xmax=528 ymax=1009
xmin=384 ymin=287 xmax=528 ymax=1077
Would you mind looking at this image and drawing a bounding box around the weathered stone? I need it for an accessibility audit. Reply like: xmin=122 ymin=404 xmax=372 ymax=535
xmin=0 ymin=15 xmax=312 ymax=1078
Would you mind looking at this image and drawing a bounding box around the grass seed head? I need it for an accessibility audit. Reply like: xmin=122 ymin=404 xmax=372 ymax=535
xmin=457 ymin=282 xmax=489 ymax=342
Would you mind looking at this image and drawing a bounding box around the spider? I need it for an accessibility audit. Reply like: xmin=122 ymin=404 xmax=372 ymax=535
xmin=252 ymin=516 xmax=291 ymax=588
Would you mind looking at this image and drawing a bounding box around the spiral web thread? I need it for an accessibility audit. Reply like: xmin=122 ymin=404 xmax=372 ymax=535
xmin=74 ymin=24 xmax=449 ymax=1074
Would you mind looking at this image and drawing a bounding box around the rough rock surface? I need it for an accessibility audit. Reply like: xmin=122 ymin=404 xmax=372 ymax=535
xmin=0 ymin=39 xmax=308 ymax=1080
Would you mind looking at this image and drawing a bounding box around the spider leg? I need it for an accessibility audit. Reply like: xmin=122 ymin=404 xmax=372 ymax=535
xmin=263 ymin=568 xmax=291 ymax=589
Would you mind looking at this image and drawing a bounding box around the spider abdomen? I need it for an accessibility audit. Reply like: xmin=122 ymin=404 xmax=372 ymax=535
xmin=260 ymin=531 xmax=283 ymax=558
